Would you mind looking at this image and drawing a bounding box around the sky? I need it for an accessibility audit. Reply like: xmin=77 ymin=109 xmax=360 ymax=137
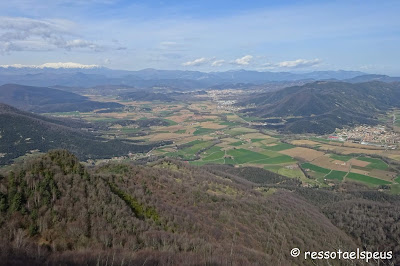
xmin=0 ymin=0 xmax=399 ymax=74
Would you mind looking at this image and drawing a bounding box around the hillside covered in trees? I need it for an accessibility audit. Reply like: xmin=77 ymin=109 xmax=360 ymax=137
xmin=0 ymin=104 xmax=168 ymax=164
xmin=0 ymin=150 xmax=398 ymax=265
xmin=239 ymin=81 xmax=400 ymax=134
xmin=0 ymin=84 xmax=122 ymax=113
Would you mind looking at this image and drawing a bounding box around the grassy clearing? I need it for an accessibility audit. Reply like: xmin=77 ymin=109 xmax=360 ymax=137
xmin=277 ymin=168 xmax=305 ymax=179
xmin=227 ymin=149 xmax=267 ymax=164
xmin=395 ymin=176 xmax=400 ymax=183
xmin=264 ymin=143 xmax=294 ymax=151
xmin=325 ymin=170 xmax=347 ymax=181
xmin=203 ymin=151 xmax=225 ymax=161
xmin=357 ymin=157 xmax=388 ymax=170
xmin=346 ymin=172 xmax=391 ymax=185
xmin=174 ymin=129 xmax=186 ymax=134
xmin=224 ymin=157 xmax=236 ymax=165
xmin=166 ymin=140 xmax=212 ymax=160
xmin=330 ymin=154 xmax=353 ymax=162
xmin=301 ymin=163 xmax=331 ymax=174
xmin=391 ymin=184 xmax=400 ymax=194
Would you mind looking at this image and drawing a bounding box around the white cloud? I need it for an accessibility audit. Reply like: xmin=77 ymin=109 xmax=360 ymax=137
xmin=211 ymin=59 xmax=225 ymax=67
xmin=232 ymin=55 xmax=253 ymax=65
xmin=0 ymin=62 xmax=100 ymax=69
xmin=0 ymin=16 xmax=102 ymax=53
xmin=182 ymin=57 xmax=209 ymax=66
xmin=277 ymin=58 xmax=321 ymax=68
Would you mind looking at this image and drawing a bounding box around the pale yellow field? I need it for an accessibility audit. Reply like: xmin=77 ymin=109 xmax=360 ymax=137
xmin=349 ymin=158 xmax=370 ymax=167
xmin=369 ymin=169 xmax=397 ymax=181
xmin=311 ymin=156 xmax=350 ymax=171
xmin=240 ymin=133 xmax=272 ymax=140
xmin=350 ymin=168 xmax=371 ymax=176
xmin=291 ymin=140 xmax=320 ymax=146
xmin=279 ymin=147 xmax=324 ymax=161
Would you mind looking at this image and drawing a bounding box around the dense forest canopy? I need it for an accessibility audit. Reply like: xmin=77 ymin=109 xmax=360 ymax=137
xmin=0 ymin=150 xmax=398 ymax=265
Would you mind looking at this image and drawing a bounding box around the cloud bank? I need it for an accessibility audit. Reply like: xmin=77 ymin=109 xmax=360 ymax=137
xmin=0 ymin=16 xmax=100 ymax=53
xmin=277 ymin=58 xmax=321 ymax=68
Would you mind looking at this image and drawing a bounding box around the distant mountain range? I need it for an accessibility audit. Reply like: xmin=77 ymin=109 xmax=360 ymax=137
xmin=240 ymin=81 xmax=400 ymax=134
xmin=2 ymin=65 xmax=397 ymax=88
xmin=0 ymin=84 xmax=122 ymax=113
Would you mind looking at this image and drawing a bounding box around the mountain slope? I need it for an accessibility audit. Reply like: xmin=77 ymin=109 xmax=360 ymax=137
xmin=0 ymin=103 xmax=164 ymax=164
xmin=0 ymin=84 xmax=122 ymax=112
xmin=240 ymin=81 xmax=400 ymax=134
xmin=0 ymin=150 xmax=360 ymax=265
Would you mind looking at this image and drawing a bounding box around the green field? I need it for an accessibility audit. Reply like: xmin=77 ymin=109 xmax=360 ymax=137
xmin=325 ymin=170 xmax=347 ymax=181
xmin=391 ymin=184 xmax=400 ymax=194
xmin=253 ymin=155 xmax=295 ymax=164
xmin=202 ymin=146 xmax=221 ymax=155
xmin=174 ymin=129 xmax=186 ymax=134
xmin=357 ymin=157 xmax=388 ymax=170
xmin=203 ymin=151 xmax=225 ymax=161
xmin=264 ymin=143 xmax=294 ymax=151
xmin=227 ymin=149 xmax=267 ymax=164
xmin=346 ymin=172 xmax=391 ymax=185
xmin=121 ymin=127 xmax=140 ymax=133
xmin=264 ymin=165 xmax=304 ymax=179
xmin=166 ymin=140 xmax=212 ymax=160
xmin=301 ymin=163 xmax=331 ymax=174
xmin=230 ymin=141 xmax=245 ymax=146
xmin=224 ymin=157 xmax=236 ymax=165
xmin=330 ymin=154 xmax=353 ymax=162
xmin=251 ymin=138 xmax=265 ymax=143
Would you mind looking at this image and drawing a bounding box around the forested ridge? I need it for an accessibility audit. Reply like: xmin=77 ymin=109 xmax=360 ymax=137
xmin=239 ymin=81 xmax=400 ymax=134
xmin=0 ymin=84 xmax=122 ymax=113
xmin=0 ymin=103 xmax=169 ymax=164
xmin=0 ymin=150 xmax=398 ymax=265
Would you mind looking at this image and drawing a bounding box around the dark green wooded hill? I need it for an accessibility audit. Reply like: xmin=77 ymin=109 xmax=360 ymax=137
xmin=0 ymin=84 xmax=122 ymax=113
xmin=0 ymin=103 xmax=166 ymax=164
xmin=0 ymin=150 xmax=359 ymax=265
xmin=240 ymin=81 xmax=400 ymax=134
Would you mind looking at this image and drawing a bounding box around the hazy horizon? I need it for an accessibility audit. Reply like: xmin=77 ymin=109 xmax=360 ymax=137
xmin=1 ymin=1 xmax=399 ymax=75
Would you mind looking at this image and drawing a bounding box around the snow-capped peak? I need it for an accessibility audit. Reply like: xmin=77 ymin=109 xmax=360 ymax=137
xmin=0 ymin=62 xmax=100 ymax=69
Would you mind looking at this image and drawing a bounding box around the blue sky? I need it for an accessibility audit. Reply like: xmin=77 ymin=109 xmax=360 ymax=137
xmin=0 ymin=0 xmax=399 ymax=74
